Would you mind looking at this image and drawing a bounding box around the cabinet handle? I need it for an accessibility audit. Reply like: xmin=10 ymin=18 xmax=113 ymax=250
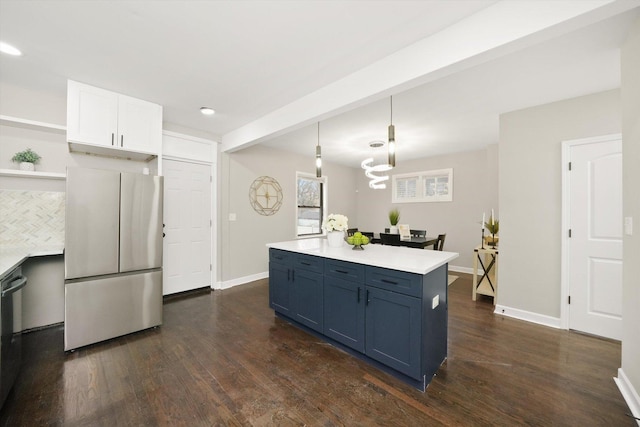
xmin=357 ymin=287 xmax=361 ymax=303
xmin=336 ymin=269 xmax=349 ymax=274
xmin=120 ymin=135 xmax=124 ymax=147
xmin=366 ymin=289 xmax=370 ymax=305
xmin=274 ymin=256 xmax=283 ymax=260
xmin=381 ymin=279 xmax=398 ymax=285
xmin=301 ymin=261 xmax=311 ymax=266
xmin=111 ymin=133 xmax=115 ymax=146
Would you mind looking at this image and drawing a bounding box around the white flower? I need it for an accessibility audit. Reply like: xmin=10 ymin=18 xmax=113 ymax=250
xmin=323 ymin=213 xmax=349 ymax=232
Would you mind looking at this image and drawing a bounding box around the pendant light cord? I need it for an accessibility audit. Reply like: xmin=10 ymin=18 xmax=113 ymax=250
xmin=390 ymin=95 xmax=393 ymax=125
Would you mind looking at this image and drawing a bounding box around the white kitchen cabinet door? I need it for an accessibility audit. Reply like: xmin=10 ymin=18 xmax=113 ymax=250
xmin=66 ymin=80 xmax=162 ymax=158
xmin=117 ymin=94 xmax=162 ymax=154
xmin=67 ymin=80 xmax=119 ymax=147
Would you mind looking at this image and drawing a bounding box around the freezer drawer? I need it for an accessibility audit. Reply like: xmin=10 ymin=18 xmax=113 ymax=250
xmin=64 ymin=270 xmax=162 ymax=351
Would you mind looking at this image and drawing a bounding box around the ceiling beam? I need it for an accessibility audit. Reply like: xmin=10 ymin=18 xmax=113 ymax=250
xmin=221 ymin=0 xmax=638 ymax=153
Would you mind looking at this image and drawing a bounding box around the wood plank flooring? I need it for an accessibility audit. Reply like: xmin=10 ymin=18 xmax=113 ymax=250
xmin=1 ymin=274 xmax=634 ymax=426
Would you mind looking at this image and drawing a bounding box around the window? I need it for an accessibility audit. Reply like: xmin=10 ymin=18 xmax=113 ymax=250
xmin=297 ymin=173 xmax=325 ymax=236
xmin=392 ymin=168 xmax=453 ymax=203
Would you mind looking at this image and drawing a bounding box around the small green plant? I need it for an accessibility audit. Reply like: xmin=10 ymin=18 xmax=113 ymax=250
xmin=485 ymin=218 xmax=499 ymax=235
xmin=11 ymin=148 xmax=41 ymax=164
xmin=388 ymin=208 xmax=400 ymax=226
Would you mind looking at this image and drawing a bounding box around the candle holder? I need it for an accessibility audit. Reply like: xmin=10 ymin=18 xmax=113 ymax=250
xmin=489 ymin=232 xmax=497 ymax=248
xmin=481 ymin=228 xmax=485 ymax=249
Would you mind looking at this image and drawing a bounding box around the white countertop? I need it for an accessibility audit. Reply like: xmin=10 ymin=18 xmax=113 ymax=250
xmin=267 ymin=238 xmax=458 ymax=275
xmin=0 ymin=245 xmax=64 ymax=280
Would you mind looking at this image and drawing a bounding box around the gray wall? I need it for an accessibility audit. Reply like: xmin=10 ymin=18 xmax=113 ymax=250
xmin=621 ymin=14 xmax=640 ymax=408
xmin=355 ymin=146 xmax=499 ymax=271
xmin=219 ymin=144 xmax=358 ymax=284
xmin=498 ymin=89 xmax=620 ymax=318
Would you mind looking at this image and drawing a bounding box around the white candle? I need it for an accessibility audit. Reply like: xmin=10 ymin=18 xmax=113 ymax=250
xmin=482 ymin=213 xmax=485 ymax=230
xmin=491 ymin=209 xmax=495 ymax=225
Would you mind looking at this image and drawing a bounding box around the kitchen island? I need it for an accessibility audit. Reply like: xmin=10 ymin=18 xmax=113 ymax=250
xmin=267 ymin=238 xmax=459 ymax=391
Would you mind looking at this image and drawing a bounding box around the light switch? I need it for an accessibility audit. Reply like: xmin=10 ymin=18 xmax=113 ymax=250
xmin=432 ymin=294 xmax=439 ymax=309
xmin=229 ymin=213 xmax=237 ymax=221
xmin=624 ymin=217 xmax=633 ymax=235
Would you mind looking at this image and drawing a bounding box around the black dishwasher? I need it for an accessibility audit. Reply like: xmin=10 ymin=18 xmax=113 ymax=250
xmin=0 ymin=266 xmax=27 ymax=408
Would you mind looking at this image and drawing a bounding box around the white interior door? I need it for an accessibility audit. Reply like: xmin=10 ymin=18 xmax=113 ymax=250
xmin=163 ymin=159 xmax=212 ymax=295
xmin=568 ymin=137 xmax=622 ymax=340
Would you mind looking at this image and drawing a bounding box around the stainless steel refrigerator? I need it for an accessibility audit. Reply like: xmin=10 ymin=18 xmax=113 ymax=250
xmin=64 ymin=167 xmax=163 ymax=351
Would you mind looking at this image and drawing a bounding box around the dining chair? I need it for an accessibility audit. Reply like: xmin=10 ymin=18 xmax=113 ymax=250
xmin=380 ymin=233 xmax=401 ymax=246
xmin=361 ymin=231 xmax=374 ymax=239
xmin=347 ymin=228 xmax=358 ymax=236
xmin=435 ymin=233 xmax=446 ymax=251
xmin=410 ymin=229 xmax=426 ymax=237
xmin=384 ymin=228 xmax=390 ymax=233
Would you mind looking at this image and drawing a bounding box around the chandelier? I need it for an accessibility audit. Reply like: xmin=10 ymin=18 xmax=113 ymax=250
xmin=361 ymin=140 xmax=392 ymax=189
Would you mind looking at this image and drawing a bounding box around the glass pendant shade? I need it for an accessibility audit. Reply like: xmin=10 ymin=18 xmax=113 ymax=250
xmin=388 ymin=124 xmax=396 ymax=167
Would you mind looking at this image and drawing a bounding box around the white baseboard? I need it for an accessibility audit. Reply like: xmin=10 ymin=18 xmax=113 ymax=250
xmin=494 ymin=304 xmax=562 ymax=329
xmin=215 ymin=271 xmax=268 ymax=290
xmin=448 ymin=265 xmax=474 ymax=275
xmin=614 ymin=368 xmax=640 ymax=425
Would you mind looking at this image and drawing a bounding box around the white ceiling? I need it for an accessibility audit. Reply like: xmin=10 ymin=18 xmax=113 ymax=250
xmin=1 ymin=1 xmax=638 ymax=168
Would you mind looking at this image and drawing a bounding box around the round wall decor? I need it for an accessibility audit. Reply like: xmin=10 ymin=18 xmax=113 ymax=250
xmin=249 ymin=176 xmax=283 ymax=216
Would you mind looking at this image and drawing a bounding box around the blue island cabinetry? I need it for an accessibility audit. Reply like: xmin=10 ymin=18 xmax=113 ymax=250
xmin=268 ymin=240 xmax=456 ymax=391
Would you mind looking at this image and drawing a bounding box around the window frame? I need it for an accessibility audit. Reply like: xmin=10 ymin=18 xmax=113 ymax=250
xmin=391 ymin=168 xmax=453 ymax=203
xmin=296 ymin=172 xmax=327 ymax=237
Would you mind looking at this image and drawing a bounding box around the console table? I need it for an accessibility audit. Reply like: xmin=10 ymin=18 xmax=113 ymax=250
xmin=472 ymin=245 xmax=498 ymax=303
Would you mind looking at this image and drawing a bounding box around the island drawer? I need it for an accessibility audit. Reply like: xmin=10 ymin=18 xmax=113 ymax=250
xmin=294 ymin=253 xmax=323 ymax=273
xmin=325 ymin=259 xmax=364 ymax=282
xmin=269 ymin=249 xmax=292 ymax=265
xmin=365 ymin=266 xmax=422 ymax=298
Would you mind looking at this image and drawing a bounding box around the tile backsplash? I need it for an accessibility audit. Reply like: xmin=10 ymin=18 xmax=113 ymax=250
xmin=0 ymin=190 xmax=65 ymax=247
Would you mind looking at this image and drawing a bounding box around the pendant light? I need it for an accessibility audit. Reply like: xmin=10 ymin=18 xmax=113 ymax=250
xmin=315 ymin=122 xmax=322 ymax=177
xmin=388 ymin=96 xmax=396 ymax=167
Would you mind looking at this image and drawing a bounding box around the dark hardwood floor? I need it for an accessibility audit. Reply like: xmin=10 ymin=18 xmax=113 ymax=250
xmin=1 ymin=274 xmax=633 ymax=426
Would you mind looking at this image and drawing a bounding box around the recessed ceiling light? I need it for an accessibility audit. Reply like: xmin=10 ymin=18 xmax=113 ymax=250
xmin=0 ymin=41 xmax=22 ymax=56
xmin=200 ymin=107 xmax=215 ymax=116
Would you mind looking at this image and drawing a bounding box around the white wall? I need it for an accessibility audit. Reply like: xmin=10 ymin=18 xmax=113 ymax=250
xmin=355 ymin=146 xmax=498 ymax=271
xmin=620 ymin=14 xmax=640 ymax=416
xmin=498 ymin=89 xmax=620 ymax=319
xmin=219 ymin=144 xmax=358 ymax=285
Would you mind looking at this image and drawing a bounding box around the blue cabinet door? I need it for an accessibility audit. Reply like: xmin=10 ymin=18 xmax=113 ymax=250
xmin=269 ymin=261 xmax=292 ymax=315
xmin=293 ymin=269 xmax=324 ymax=333
xmin=365 ymin=286 xmax=422 ymax=379
xmin=323 ymin=275 xmax=365 ymax=353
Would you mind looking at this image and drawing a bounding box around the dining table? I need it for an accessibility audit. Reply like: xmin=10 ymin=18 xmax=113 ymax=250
xmin=372 ymin=234 xmax=439 ymax=249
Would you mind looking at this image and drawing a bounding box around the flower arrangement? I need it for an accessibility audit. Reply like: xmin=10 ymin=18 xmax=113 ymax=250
xmin=11 ymin=148 xmax=41 ymax=164
xmin=323 ymin=213 xmax=349 ymax=232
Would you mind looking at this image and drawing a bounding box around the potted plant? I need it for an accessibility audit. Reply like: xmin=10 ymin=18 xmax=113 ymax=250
xmin=11 ymin=148 xmax=41 ymax=171
xmin=484 ymin=213 xmax=499 ymax=247
xmin=388 ymin=208 xmax=400 ymax=234
xmin=323 ymin=213 xmax=349 ymax=248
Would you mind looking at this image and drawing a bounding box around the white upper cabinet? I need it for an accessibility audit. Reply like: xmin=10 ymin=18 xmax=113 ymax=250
xmin=66 ymin=80 xmax=162 ymax=160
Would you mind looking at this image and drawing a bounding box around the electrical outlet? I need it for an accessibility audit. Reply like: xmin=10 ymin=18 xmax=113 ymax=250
xmin=624 ymin=217 xmax=633 ymax=235
xmin=432 ymin=294 xmax=439 ymax=309
xmin=229 ymin=213 xmax=237 ymax=221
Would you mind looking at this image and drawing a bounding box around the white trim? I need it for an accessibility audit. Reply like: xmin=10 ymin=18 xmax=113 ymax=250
xmin=448 ymin=265 xmax=475 ymax=275
xmin=614 ymin=368 xmax=640 ymax=426
xmin=216 ymin=271 xmax=268 ymax=290
xmin=162 ymin=129 xmax=219 ymax=145
xmin=162 ymin=154 xmax=212 ymax=166
xmin=494 ymin=304 xmax=562 ymax=329
xmin=560 ymin=133 xmax=622 ymax=331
